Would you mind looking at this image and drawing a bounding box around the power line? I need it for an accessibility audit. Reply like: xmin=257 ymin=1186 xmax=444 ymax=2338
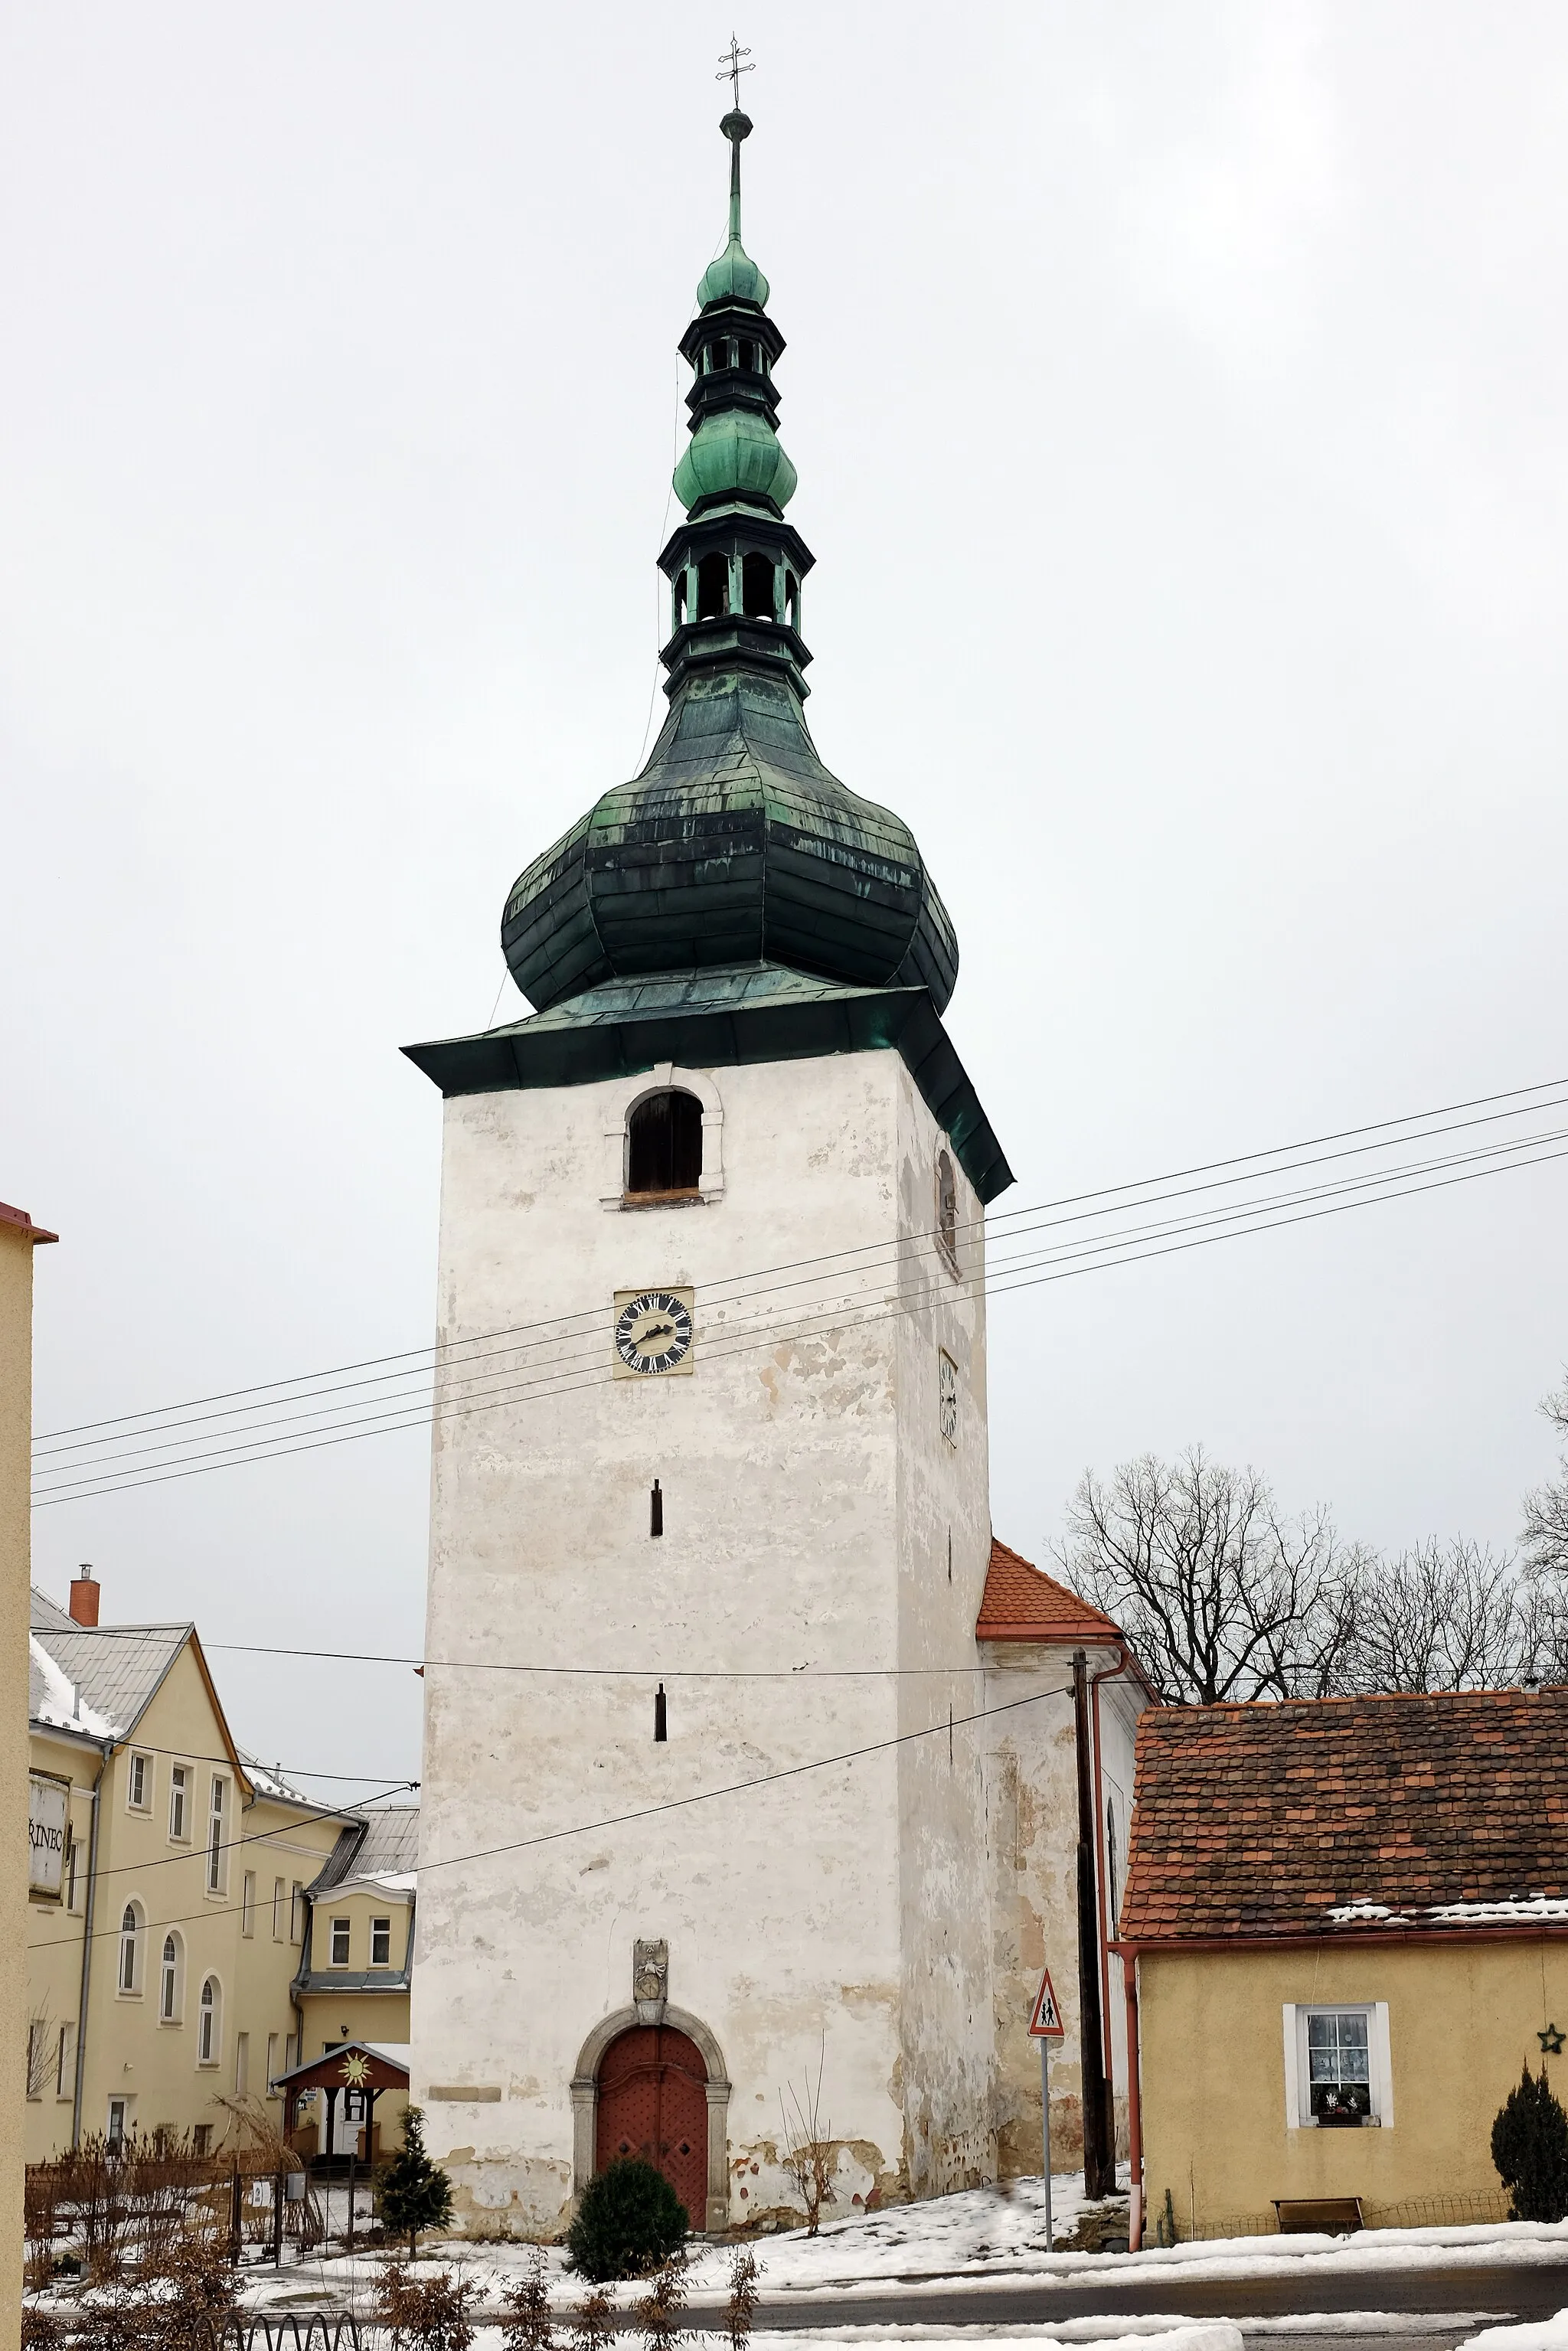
xmin=33 ymin=1073 xmax=1568 ymax=1448
xmin=37 ymin=1094 xmax=1568 ymax=1478
xmin=28 ymin=1677 xmax=1073 ymax=1953
xmin=34 ymin=1119 xmax=1568 ymax=1487
xmin=32 ymin=1129 xmax=1568 ymax=1507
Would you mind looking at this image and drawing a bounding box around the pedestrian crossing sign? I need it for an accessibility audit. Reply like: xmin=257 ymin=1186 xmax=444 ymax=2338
xmin=1028 ymin=1968 xmax=1065 ymax=2039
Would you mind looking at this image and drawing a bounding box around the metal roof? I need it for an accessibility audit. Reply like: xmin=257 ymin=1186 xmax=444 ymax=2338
xmin=406 ymin=964 xmax=1014 ymax=1205
xmin=29 ymin=1600 xmax=191 ymax=1743
xmin=309 ymin=1804 xmax=420 ymax=1895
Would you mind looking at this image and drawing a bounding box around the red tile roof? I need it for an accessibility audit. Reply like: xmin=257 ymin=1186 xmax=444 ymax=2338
xmin=1119 ymin=1687 xmax=1568 ymax=1945
xmin=976 ymin=1537 xmax=1126 ymax=1646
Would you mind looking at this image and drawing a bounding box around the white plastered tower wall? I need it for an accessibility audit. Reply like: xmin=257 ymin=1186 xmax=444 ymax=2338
xmin=412 ymin=1045 xmax=996 ymax=2235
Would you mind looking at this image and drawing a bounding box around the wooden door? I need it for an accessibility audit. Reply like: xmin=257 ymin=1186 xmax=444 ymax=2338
xmin=594 ymin=2026 xmax=707 ymax=2224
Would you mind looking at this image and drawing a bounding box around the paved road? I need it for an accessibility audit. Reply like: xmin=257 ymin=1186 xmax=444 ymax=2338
xmin=681 ymin=2260 xmax=1568 ymax=2337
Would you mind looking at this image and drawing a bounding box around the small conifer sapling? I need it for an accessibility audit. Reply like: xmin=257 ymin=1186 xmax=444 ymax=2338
xmin=374 ymin=2105 xmax=455 ymax=2258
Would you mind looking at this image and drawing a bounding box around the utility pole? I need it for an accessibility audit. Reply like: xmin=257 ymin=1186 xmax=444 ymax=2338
xmin=1072 ymin=1648 xmax=1115 ymax=2199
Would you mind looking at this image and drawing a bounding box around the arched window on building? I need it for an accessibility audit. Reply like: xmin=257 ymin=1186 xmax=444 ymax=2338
xmin=159 ymin=1934 xmax=181 ymax=2023
xmin=936 ymin=1151 xmax=959 ymax=1269
xmin=696 ymin=552 xmax=729 ymax=621
xmin=627 ymin=1091 xmax=704 ymax=1196
xmin=118 ymin=1904 xmax=142 ymax=1994
xmin=198 ymin=1977 xmax=220 ymax=2066
xmin=742 ymin=553 xmax=775 ymax=620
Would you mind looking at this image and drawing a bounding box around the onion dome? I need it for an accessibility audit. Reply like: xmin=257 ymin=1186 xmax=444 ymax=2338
xmin=498 ymin=102 xmax=959 ymax=1020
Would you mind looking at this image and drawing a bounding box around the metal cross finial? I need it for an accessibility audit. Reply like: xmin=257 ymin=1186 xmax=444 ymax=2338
xmin=717 ymin=34 xmax=754 ymax=109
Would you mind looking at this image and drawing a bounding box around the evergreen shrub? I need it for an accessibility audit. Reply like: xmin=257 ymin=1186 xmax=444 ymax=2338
xmin=1492 ymin=2063 xmax=1568 ymax=2222
xmin=564 ymin=2158 xmax=688 ymax=2282
xmin=374 ymin=2107 xmax=456 ymax=2256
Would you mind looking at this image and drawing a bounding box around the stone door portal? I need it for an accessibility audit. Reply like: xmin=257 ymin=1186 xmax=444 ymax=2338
xmin=594 ymin=2025 xmax=708 ymax=2224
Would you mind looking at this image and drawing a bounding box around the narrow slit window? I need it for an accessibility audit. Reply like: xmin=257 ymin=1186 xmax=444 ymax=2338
xmin=627 ymin=1090 xmax=703 ymax=1194
xmin=651 ymin=1478 xmax=664 ymax=1538
xmin=936 ymin=1151 xmax=959 ymax=1268
xmin=654 ymin=1683 xmax=668 ymax=1742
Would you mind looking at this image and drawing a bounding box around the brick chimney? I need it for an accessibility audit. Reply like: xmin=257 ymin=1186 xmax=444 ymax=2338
xmin=68 ymin=1566 xmax=100 ymax=1628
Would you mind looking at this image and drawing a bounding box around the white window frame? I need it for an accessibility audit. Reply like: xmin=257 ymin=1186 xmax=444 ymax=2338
xmin=56 ymin=2024 xmax=74 ymax=2101
xmin=158 ymin=1931 xmax=182 ymax=2024
xmin=371 ymin=1915 xmax=392 ymax=1968
xmin=117 ymin=1902 xmax=143 ymax=1996
xmin=1283 ymin=2000 xmax=1393 ymax=2130
xmin=240 ymin=1871 xmax=256 ymax=1937
xmin=206 ymin=1776 xmax=227 ymax=1895
xmin=197 ymin=1975 xmax=221 ymax=2068
xmin=106 ymin=2095 xmax=130 ymax=2148
xmin=127 ymin=1752 xmax=152 ymax=1813
xmin=290 ymin=1882 xmax=305 ymax=1944
xmin=168 ymin=1765 xmax=189 ymax=1843
xmin=273 ymin=1876 xmax=286 ymax=1939
xmin=329 ymin=1916 xmax=351 ymax=1967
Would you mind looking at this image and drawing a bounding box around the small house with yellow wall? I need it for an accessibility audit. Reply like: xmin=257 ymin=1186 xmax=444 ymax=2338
xmin=27 ymin=1569 xmax=363 ymax=2160
xmin=1116 ymin=1688 xmax=1568 ymax=2247
xmin=289 ymin=1806 xmax=416 ymax=2164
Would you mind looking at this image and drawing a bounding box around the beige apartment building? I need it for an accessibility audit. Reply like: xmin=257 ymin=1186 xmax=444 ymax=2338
xmin=27 ymin=1569 xmax=413 ymax=2162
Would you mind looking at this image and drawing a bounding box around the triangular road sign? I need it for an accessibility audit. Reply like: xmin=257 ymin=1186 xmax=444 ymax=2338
xmin=1028 ymin=1967 xmax=1065 ymax=2039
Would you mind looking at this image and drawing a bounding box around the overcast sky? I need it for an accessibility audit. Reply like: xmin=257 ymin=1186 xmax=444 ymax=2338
xmin=5 ymin=3 xmax=1566 ymax=1794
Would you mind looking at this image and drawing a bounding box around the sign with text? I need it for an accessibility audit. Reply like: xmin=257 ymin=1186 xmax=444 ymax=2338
xmin=29 ymin=1772 xmax=69 ymax=1899
xmin=1028 ymin=1967 xmax=1065 ymax=2039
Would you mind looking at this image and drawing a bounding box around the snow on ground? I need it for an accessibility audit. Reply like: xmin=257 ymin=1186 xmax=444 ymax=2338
xmin=232 ymin=2175 xmax=1568 ymax=2323
xmin=1459 ymin=2318 xmax=1568 ymax=2351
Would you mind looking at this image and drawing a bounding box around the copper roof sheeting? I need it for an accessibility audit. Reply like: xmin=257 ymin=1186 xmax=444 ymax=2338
xmin=1119 ymin=1686 xmax=1568 ymax=1944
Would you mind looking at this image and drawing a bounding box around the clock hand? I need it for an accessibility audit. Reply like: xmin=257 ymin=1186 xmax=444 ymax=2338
xmin=639 ymin=1322 xmax=677 ymax=1345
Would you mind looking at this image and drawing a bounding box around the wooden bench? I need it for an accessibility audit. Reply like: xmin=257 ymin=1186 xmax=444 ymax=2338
xmin=1273 ymin=2196 xmax=1364 ymax=2235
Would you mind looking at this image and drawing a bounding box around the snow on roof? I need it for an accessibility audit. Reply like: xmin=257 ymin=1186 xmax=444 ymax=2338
xmin=234 ymin=1746 xmax=315 ymax=1805
xmin=29 ymin=1637 xmax=116 ymax=1739
xmin=28 ymin=1611 xmax=192 ymax=1746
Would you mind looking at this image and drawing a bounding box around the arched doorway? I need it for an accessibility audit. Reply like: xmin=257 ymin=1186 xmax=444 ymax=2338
xmin=594 ymin=2025 xmax=708 ymax=2225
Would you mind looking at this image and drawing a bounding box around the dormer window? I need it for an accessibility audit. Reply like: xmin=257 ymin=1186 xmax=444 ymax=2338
xmin=627 ymin=1090 xmax=703 ymax=1197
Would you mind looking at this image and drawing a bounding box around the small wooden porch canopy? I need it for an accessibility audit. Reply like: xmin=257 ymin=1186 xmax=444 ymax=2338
xmin=273 ymin=2041 xmax=408 ymax=2168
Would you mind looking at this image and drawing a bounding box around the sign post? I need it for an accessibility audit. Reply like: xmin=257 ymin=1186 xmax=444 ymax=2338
xmin=1028 ymin=1968 xmax=1066 ymax=2248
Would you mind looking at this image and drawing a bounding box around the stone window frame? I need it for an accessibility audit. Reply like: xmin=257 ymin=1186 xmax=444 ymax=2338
xmin=570 ymin=2004 xmax=731 ymax=2232
xmin=599 ymin=1065 xmax=725 ymax=1210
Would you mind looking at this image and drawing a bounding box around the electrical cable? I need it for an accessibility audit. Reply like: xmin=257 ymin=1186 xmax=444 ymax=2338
xmin=33 ymin=1073 xmax=1568 ymax=1446
xmin=37 ymin=1093 xmax=1568 ymax=1474
xmin=31 ymin=1130 xmax=1568 ymax=1507
xmin=34 ymin=1118 xmax=1568 ymax=1484
xmin=27 ymin=1676 xmax=1070 ymax=1952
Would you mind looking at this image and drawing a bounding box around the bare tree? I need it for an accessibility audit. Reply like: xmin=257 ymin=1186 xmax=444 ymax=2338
xmin=725 ymin=2247 xmax=760 ymax=2351
xmin=1060 ymin=1448 xmax=1361 ymax=1703
xmin=1523 ymin=1376 xmax=1568 ymax=1582
xmin=1345 ymin=1540 xmax=1530 ymax=1692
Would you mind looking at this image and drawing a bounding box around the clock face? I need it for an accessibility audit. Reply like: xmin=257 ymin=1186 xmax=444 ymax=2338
xmin=613 ymin=1288 xmax=695 ymax=1377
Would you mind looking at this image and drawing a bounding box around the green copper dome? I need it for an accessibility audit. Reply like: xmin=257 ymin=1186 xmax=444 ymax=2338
xmin=674 ymin=409 xmax=796 ymax=511
xmin=495 ymin=97 xmax=960 ymax=1024
xmin=697 ymin=233 xmax=769 ymax=311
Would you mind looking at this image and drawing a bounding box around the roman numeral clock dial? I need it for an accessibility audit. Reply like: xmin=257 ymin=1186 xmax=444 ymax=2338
xmin=612 ymin=1288 xmax=696 ymax=1378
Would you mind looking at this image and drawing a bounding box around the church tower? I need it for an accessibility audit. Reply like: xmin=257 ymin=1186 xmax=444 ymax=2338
xmin=406 ymin=91 xmax=1014 ymax=2237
